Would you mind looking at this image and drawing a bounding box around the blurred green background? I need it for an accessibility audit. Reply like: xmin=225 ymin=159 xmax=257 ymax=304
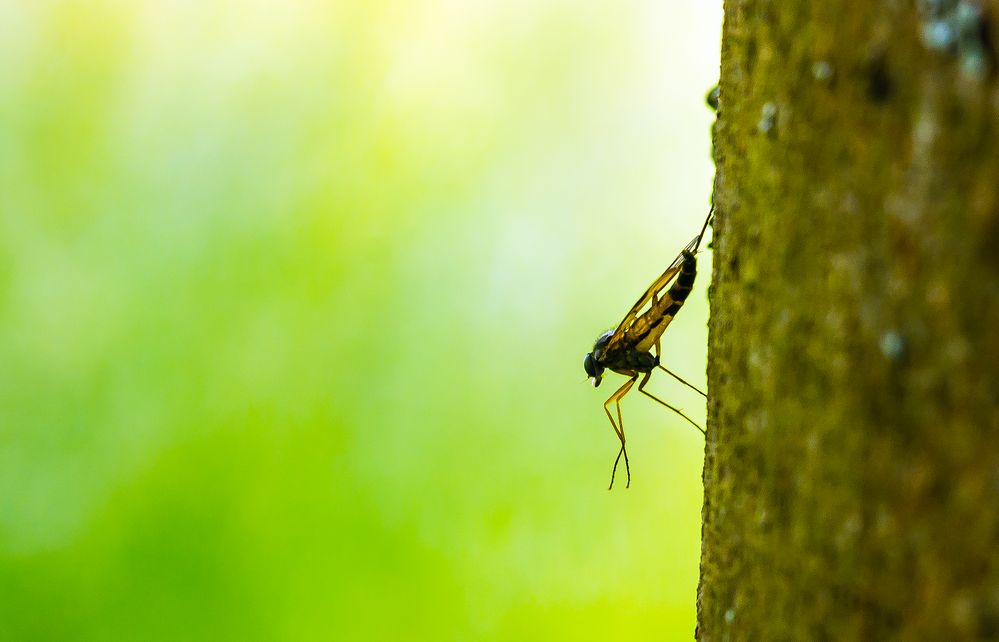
xmin=0 ymin=1 xmax=721 ymax=640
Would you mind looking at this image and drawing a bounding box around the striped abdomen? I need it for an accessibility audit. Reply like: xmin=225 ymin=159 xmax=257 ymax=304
xmin=664 ymin=250 xmax=697 ymax=314
xmin=628 ymin=250 xmax=697 ymax=352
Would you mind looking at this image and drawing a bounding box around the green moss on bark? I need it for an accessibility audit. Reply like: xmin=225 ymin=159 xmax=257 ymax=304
xmin=698 ymin=2 xmax=999 ymax=639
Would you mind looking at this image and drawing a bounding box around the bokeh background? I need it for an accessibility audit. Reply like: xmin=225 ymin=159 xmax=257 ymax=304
xmin=0 ymin=1 xmax=721 ymax=640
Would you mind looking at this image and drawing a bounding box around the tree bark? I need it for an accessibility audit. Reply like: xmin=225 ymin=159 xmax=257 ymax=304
xmin=698 ymin=2 xmax=999 ymax=640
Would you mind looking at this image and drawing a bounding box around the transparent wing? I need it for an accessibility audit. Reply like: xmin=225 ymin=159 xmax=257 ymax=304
xmin=603 ymin=242 xmax=690 ymax=354
xmin=603 ymin=208 xmax=713 ymax=354
xmin=628 ymin=289 xmax=683 ymax=352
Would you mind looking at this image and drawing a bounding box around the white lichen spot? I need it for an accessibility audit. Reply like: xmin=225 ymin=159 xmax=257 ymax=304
xmin=960 ymin=47 xmax=989 ymax=80
xmin=724 ymin=608 xmax=736 ymax=625
xmin=913 ymin=109 xmax=938 ymax=149
xmin=811 ymin=60 xmax=834 ymax=82
xmin=919 ymin=0 xmax=992 ymax=79
xmin=954 ymin=1 xmax=983 ymax=29
xmin=879 ymin=331 xmax=906 ymax=361
xmin=757 ymin=102 xmax=777 ymax=134
xmin=922 ymin=20 xmax=957 ymax=51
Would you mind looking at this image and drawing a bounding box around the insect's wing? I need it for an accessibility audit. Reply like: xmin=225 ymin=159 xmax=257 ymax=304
xmin=603 ymin=250 xmax=687 ymax=353
xmin=604 ymin=205 xmax=713 ymax=355
xmin=629 ymin=288 xmax=681 ymax=352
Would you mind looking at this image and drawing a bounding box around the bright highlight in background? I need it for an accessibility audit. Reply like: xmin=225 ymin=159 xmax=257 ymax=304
xmin=0 ymin=1 xmax=722 ymax=640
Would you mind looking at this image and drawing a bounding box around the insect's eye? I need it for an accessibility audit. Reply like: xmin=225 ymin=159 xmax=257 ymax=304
xmin=584 ymin=353 xmax=604 ymax=382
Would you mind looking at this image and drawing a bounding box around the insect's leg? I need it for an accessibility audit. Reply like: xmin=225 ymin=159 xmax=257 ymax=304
xmin=638 ymin=370 xmax=706 ymax=436
xmin=614 ymin=388 xmax=631 ymax=490
xmin=653 ymin=338 xmax=707 ymax=398
xmin=604 ymin=375 xmax=637 ymax=489
xmin=610 ymin=447 xmax=627 ymax=491
xmin=657 ymin=364 xmax=707 ymax=398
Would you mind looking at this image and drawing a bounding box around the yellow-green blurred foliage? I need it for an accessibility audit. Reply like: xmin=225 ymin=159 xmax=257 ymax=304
xmin=0 ymin=1 xmax=721 ymax=640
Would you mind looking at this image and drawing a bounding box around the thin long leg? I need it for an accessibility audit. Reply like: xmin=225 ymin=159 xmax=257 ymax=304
xmin=638 ymin=371 xmax=706 ymax=436
xmin=610 ymin=446 xmax=627 ymax=490
xmin=613 ymin=393 xmax=629 ymax=489
xmin=653 ymin=338 xmax=707 ymax=398
xmin=657 ymin=364 xmax=707 ymax=398
xmin=604 ymin=375 xmax=637 ymax=489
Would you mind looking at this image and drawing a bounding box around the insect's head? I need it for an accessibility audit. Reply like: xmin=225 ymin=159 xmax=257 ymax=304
xmin=583 ymin=352 xmax=604 ymax=387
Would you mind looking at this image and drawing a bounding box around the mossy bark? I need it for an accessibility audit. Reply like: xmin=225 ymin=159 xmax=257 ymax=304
xmin=698 ymin=2 xmax=999 ymax=639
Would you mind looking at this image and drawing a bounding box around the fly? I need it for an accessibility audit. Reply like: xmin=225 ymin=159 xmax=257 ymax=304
xmin=583 ymin=207 xmax=713 ymax=489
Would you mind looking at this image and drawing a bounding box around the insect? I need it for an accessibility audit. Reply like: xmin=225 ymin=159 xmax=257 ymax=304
xmin=583 ymin=207 xmax=713 ymax=489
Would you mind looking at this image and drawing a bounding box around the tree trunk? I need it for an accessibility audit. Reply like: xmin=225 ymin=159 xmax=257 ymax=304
xmin=698 ymin=2 xmax=999 ymax=640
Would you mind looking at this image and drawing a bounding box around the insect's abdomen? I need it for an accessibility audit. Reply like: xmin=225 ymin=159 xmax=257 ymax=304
xmin=665 ymin=251 xmax=697 ymax=312
xmin=628 ymin=250 xmax=698 ymax=353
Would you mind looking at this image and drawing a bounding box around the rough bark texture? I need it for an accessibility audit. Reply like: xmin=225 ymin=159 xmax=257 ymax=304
xmin=698 ymin=2 xmax=999 ymax=640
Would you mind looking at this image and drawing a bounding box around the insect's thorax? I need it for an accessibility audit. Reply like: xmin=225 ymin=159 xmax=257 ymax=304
xmin=598 ymin=346 xmax=658 ymax=374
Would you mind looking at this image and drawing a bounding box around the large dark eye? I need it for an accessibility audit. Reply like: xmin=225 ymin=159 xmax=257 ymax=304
xmin=583 ymin=353 xmax=596 ymax=378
